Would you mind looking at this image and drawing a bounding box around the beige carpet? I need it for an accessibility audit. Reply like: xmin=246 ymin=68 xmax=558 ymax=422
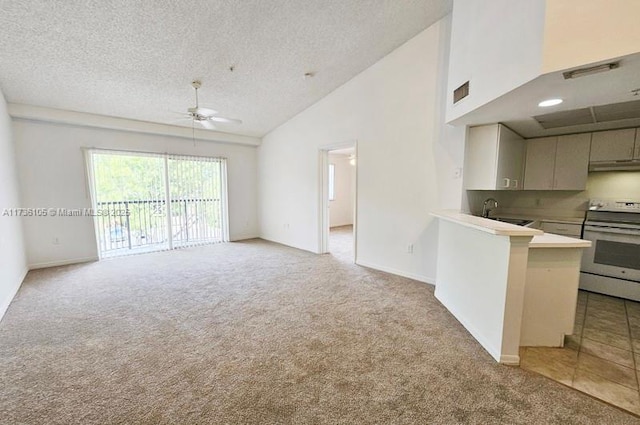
xmin=329 ymin=225 xmax=354 ymax=262
xmin=1 ymin=239 xmax=638 ymax=424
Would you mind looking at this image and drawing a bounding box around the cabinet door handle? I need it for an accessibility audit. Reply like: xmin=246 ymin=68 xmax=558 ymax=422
xmin=502 ymin=178 xmax=510 ymax=188
xmin=512 ymin=179 xmax=518 ymax=189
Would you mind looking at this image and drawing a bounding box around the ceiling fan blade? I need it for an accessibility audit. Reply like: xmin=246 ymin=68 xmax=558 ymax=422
xmin=208 ymin=116 xmax=242 ymax=125
xmin=191 ymin=106 xmax=217 ymax=116
xmin=198 ymin=120 xmax=216 ymax=130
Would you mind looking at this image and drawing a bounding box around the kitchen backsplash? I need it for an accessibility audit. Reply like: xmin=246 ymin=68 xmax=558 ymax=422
xmin=465 ymin=171 xmax=640 ymax=218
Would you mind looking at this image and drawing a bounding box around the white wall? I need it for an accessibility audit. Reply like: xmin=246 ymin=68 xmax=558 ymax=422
xmin=0 ymin=90 xmax=27 ymax=320
xmin=446 ymin=0 xmax=546 ymax=122
xmin=13 ymin=119 xmax=259 ymax=268
xmin=328 ymin=154 xmax=354 ymax=228
xmin=542 ymin=0 xmax=640 ymax=73
xmin=435 ymin=219 xmax=531 ymax=364
xmin=258 ymin=17 xmax=465 ymax=283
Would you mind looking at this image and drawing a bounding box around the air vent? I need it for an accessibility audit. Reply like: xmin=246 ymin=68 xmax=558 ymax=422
xmin=562 ymin=62 xmax=619 ymax=79
xmin=534 ymin=99 xmax=640 ymax=129
xmin=453 ymin=81 xmax=469 ymax=104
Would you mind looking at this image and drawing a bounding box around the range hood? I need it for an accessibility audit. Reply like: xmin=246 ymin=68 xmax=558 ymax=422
xmin=589 ymin=160 xmax=640 ymax=172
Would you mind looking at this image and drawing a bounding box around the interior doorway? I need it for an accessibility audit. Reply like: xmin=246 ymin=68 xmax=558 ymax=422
xmin=319 ymin=142 xmax=357 ymax=262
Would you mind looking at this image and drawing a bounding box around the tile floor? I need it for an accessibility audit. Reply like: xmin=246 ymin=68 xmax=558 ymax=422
xmin=520 ymin=290 xmax=640 ymax=416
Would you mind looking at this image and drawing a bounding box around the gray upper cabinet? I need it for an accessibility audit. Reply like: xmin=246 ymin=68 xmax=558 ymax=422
xmin=524 ymin=133 xmax=590 ymax=191
xmin=590 ymin=129 xmax=636 ymax=162
xmin=523 ymin=137 xmax=556 ymax=190
xmin=636 ymin=130 xmax=640 ymax=159
xmin=464 ymin=124 xmax=525 ymax=190
xmin=554 ymin=134 xmax=591 ymax=190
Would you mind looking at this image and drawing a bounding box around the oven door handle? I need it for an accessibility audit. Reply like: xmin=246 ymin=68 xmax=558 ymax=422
xmin=583 ymin=226 xmax=640 ymax=236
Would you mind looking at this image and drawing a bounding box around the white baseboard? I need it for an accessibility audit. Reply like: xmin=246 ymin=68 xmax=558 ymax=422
xmin=435 ymin=287 xmax=519 ymax=365
xmin=0 ymin=266 xmax=28 ymax=323
xmin=499 ymin=355 xmax=521 ymax=366
xmin=29 ymin=256 xmax=98 ymax=270
xmin=355 ymin=259 xmax=433 ymax=284
xmin=330 ymin=222 xmax=353 ymax=228
xmin=257 ymin=236 xmax=319 ymax=254
xmin=229 ymin=233 xmax=259 ymax=242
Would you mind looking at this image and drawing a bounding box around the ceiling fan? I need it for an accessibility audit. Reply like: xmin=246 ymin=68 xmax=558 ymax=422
xmin=176 ymin=80 xmax=242 ymax=130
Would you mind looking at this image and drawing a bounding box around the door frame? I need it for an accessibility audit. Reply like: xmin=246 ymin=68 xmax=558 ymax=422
xmin=318 ymin=140 xmax=358 ymax=260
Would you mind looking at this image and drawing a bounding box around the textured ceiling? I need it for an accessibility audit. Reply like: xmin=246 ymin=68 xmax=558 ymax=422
xmin=0 ymin=0 xmax=451 ymax=137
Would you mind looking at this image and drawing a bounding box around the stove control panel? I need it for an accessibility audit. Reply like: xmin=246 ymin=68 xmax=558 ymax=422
xmin=589 ymin=199 xmax=640 ymax=212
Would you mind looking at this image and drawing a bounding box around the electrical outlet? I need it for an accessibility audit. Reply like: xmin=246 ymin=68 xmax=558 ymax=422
xmin=407 ymin=244 xmax=413 ymax=254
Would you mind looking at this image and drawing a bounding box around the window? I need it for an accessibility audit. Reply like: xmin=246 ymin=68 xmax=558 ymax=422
xmin=328 ymin=163 xmax=335 ymax=201
xmin=88 ymin=150 xmax=228 ymax=258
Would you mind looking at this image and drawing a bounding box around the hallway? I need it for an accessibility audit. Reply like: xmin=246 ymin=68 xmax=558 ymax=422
xmin=329 ymin=225 xmax=353 ymax=263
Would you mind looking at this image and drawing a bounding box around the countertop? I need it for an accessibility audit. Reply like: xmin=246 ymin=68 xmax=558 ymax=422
xmin=432 ymin=210 xmax=591 ymax=248
xmin=529 ymin=233 xmax=591 ymax=248
xmin=431 ymin=210 xmax=543 ymax=236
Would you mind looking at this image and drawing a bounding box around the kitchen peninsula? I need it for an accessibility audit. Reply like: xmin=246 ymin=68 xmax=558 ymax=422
xmin=431 ymin=211 xmax=591 ymax=365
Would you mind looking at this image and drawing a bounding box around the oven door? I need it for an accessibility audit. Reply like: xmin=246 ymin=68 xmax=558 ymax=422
xmin=582 ymin=225 xmax=640 ymax=282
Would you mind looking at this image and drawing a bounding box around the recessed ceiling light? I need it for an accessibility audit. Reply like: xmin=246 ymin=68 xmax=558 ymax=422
xmin=538 ymin=98 xmax=563 ymax=107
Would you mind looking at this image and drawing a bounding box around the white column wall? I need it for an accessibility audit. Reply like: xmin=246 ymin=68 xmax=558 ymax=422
xmin=446 ymin=0 xmax=546 ymax=122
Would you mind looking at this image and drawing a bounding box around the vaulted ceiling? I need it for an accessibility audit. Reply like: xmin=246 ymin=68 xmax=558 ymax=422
xmin=0 ymin=1 xmax=452 ymax=137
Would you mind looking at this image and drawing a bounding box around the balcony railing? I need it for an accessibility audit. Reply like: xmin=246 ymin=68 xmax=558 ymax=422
xmin=95 ymin=198 xmax=223 ymax=257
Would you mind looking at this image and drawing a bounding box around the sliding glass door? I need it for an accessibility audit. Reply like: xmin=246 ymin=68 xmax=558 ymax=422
xmin=168 ymin=155 xmax=227 ymax=249
xmin=88 ymin=150 xmax=228 ymax=258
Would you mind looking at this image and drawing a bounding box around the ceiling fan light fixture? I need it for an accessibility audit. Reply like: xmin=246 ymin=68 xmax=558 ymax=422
xmin=179 ymin=80 xmax=242 ymax=130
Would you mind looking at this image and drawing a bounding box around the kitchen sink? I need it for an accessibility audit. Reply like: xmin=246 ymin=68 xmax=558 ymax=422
xmin=488 ymin=217 xmax=535 ymax=227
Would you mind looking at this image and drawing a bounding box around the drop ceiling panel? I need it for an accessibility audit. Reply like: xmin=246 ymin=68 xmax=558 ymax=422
xmin=593 ymin=99 xmax=640 ymax=122
xmin=534 ymin=108 xmax=594 ymax=129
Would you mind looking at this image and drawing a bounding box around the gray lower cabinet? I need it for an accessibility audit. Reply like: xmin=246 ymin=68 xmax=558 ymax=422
xmin=539 ymin=221 xmax=582 ymax=237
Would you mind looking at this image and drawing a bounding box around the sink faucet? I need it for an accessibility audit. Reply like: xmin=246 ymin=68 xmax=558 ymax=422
xmin=482 ymin=198 xmax=498 ymax=218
